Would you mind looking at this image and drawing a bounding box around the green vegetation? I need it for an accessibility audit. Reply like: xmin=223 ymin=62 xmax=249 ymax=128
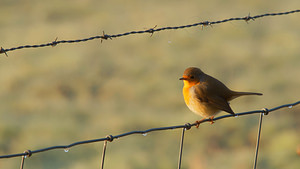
xmin=0 ymin=0 xmax=299 ymax=168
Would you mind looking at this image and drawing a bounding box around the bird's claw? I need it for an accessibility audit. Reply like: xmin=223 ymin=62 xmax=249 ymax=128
xmin=209 ymin=116 xmax=215 ymax=124
xmin=194 ymin=118 xmax=206 ymax=128
xmin=195 ymin=121 xmax=201 ymax=128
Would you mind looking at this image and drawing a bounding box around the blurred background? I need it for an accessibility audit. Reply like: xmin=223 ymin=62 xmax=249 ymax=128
xmin=0 ymin=0 xmax=299 ymax=168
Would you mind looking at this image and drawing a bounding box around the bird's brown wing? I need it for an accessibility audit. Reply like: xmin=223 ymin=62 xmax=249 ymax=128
xmin=206 ymin=95 xmax=235 ymax=115
xmin=194 ymin=84 xmax=235 ymax=115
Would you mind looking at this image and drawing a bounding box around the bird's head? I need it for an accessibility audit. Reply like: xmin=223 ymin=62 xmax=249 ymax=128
xmin=179 ymin=67 xmax=204 ymax=86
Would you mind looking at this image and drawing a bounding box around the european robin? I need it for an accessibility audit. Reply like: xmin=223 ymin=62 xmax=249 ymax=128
xmin=179 ymin=67 xmax=262 ymax=126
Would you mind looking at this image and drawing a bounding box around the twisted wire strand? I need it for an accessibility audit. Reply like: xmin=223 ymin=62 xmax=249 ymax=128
xmin=1 ymin=9 xmax=299 ymax=55
xmin=0 ymin=101 xmax=299 ymax=159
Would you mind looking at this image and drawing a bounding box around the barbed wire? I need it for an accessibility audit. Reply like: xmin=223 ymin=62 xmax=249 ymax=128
xmin=0 ymin=9 xmax=299 ymax=56
xmin=0 ymin=101 xmax=299 ymax=163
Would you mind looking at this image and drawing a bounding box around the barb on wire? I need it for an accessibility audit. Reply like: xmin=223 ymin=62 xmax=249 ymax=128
xmin=146 ymin=25 xmax=158 ymax=37
xmin=0 ymin=101 xmax=299 ymax=160
xmin=51 ymin=37 xmax=59 ymax=47
xmin=201 ymin=21 xmax=212 ymax=30
xmin=100 ymin=31 xmax=112 ymax=43
xmin=0 ymin=9 xmax=299 ymax=55
xmin=0 ymin=47 xmax=8 ymax=57
xmin=245 ymin=13 xmax=255 ymax=23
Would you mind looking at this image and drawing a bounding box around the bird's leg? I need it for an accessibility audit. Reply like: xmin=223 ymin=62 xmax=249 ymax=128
xmin=195 ymin=118 xmax=206 ymax=128
xmin=209 ymin=116 xmax=215 ymax=124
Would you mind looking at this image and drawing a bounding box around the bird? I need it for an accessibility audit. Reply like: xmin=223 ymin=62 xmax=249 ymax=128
xmin=179 ymin=67 xmax=262 ymax=126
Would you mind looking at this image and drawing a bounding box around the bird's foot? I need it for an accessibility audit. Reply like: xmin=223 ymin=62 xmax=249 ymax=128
xmin=195 ymin=118 xmax=206 ymax=128
xmin=209 ymin=116 xmax=215 ymax=124
xmin=195 ymin=121 xmax=201 ymax=128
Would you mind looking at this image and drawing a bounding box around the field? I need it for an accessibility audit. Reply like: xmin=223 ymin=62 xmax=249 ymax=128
xmin=0 ymin=0 xmax=300 ymax=168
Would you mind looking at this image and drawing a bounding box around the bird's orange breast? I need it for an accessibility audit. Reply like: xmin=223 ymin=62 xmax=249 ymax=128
xmin=182 ymin=80 xmax=199 ymax=105
xmin=182 ymin=86 xmax=192 ymax=105
xmin=182 ymin=81 xmax=218 ymax=118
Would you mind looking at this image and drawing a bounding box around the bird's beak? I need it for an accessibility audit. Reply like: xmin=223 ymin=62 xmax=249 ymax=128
xmin=179 ymin=76 xmax=187 ymax=80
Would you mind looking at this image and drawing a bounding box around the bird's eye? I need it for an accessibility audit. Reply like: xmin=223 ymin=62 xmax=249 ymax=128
xmin=190 ymin=76 xmax=194 ymax=79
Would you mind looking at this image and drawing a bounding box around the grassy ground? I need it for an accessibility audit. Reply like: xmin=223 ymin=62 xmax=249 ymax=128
xmin=0 ymin=0 xmax=300 ymax=168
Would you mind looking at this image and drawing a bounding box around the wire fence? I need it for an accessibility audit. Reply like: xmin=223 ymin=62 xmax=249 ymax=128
xmin=1 ymin=101 xmax=299 ymax=169
xmin=0 ymin=9 xmax=300 ymax=56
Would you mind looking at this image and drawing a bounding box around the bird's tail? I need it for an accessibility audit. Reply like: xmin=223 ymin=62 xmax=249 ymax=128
xmin=230 ymin=91 xmax=263 ymax=100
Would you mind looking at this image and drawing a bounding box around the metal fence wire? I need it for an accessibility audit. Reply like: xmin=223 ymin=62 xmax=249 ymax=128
xmin=0 ymin=101 xmax=299 ymax=169
xmin=0 ymin=9 xmax=299 ymax=56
